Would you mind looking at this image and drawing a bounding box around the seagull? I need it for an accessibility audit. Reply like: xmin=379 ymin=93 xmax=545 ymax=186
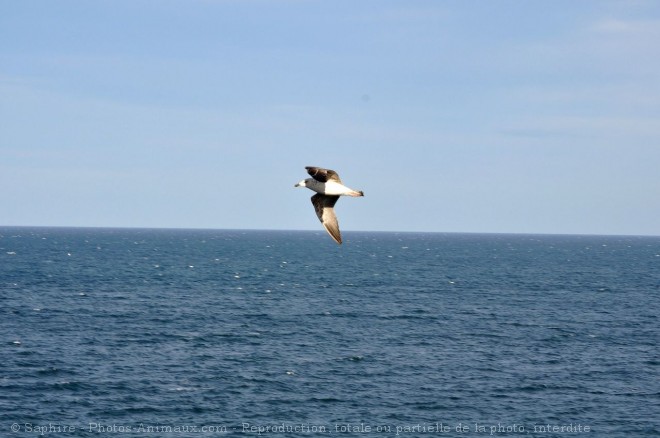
xmin=295 ymin=166 xmax=364 ymax=244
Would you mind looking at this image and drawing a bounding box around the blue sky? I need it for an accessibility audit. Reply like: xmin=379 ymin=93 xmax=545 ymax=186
xmin=2 ymin=0 xmax=659 ymax=235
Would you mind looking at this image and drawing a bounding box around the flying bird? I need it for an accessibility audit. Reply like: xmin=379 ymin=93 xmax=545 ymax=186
xmin=295 ymin=166 xmax=364 ymax=244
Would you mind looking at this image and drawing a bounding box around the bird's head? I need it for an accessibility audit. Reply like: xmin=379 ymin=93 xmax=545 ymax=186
xmin=294 ymin=179 xmax=309 ymax=188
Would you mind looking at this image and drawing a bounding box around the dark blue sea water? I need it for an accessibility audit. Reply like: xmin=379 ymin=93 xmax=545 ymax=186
xmin=1 ymin=228 xmax=659 ymax=437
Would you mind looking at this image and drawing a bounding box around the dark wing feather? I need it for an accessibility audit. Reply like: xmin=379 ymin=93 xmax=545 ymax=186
xmin=306 ymin=166 xmax=342 ymax=183
xmin=311 ymin=194 xmax=342 ymax=244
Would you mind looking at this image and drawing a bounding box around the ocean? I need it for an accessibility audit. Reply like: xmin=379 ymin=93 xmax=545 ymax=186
xmin=1 ymin=227 xmax=658 ymax=437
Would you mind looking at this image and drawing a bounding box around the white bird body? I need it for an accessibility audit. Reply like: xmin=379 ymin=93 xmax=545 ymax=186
xmin=297 ymin=178 xmax=363 ymax=197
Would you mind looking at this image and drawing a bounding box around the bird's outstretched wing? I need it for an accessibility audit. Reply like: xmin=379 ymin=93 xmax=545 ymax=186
xmin=306 ymin=166 xmax=342 ymax=183
xmin=311 ymin=193 xmax=341 ymax=244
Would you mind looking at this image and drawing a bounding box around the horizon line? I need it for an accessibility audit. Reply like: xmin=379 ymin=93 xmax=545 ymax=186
xmin=1 ymin=224 xmax=658 ymax=239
